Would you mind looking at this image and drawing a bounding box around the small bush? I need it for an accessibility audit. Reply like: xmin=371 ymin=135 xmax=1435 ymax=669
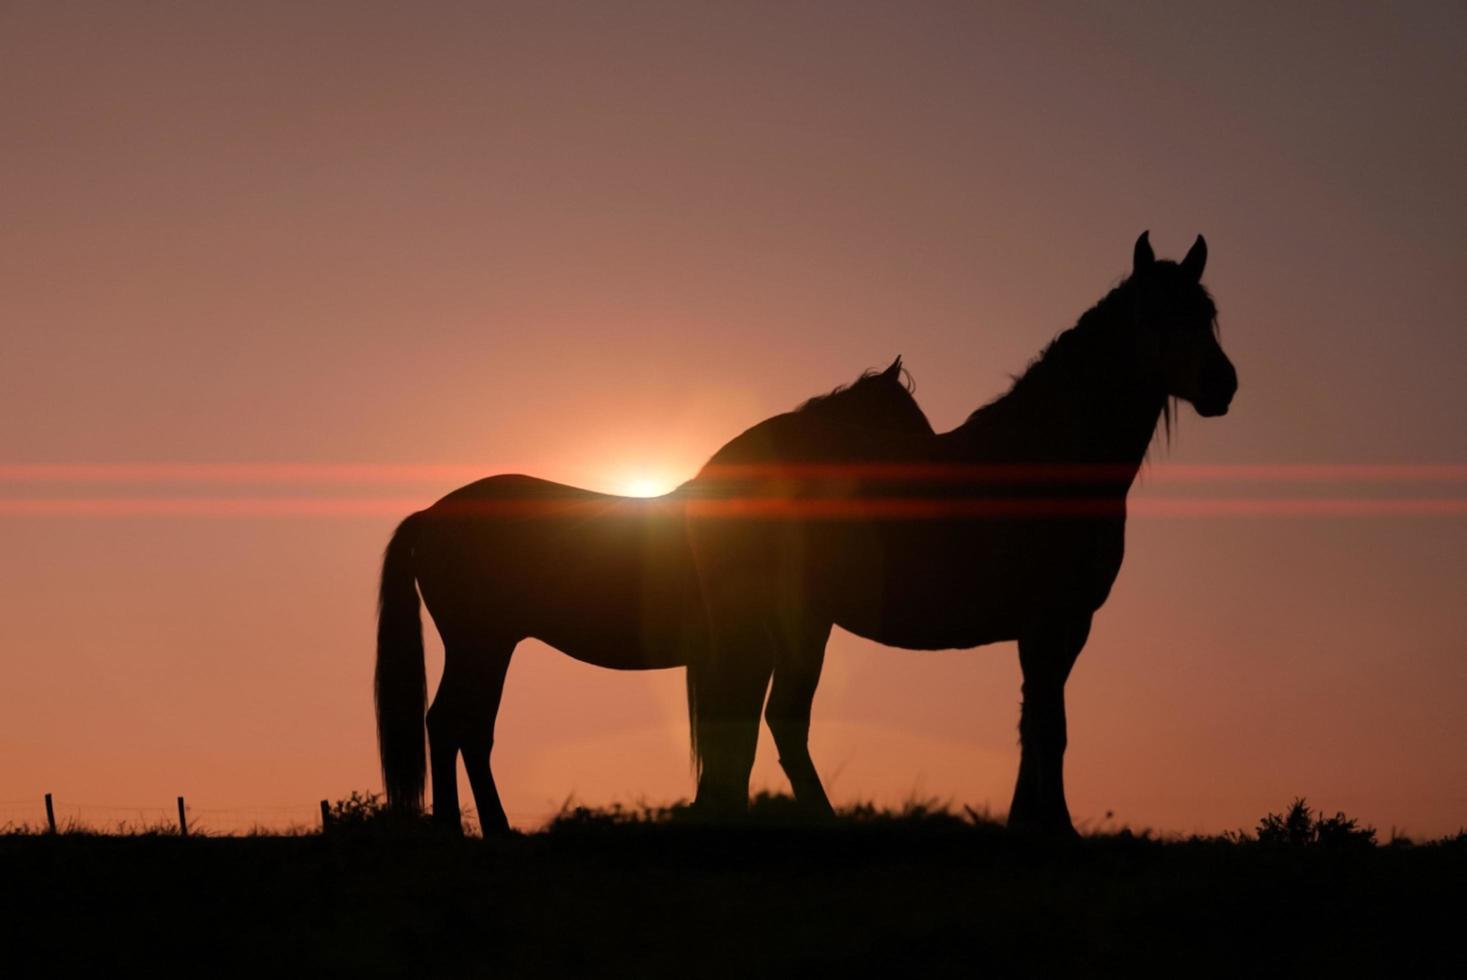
xmin=326 ymin=790 xmax=387 ymax=829
xmin=1314 ymin=810 xmax=1377 ymax=848
xmin=322 ymin=790 xmax=437 ymax=837
xmin=1254 ymin=798 xmax=1376 ymax=848
xmin=1256 ymin=797 xmax=1316 ymax=846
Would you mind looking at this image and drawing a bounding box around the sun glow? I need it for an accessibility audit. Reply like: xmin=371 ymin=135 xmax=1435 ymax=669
xmin=617 ymin=473 xmax=678 ymax=498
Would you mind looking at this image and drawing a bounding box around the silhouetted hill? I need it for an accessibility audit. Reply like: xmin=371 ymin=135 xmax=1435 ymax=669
xmin=3 ymin=797 xmax=1462 ymax=977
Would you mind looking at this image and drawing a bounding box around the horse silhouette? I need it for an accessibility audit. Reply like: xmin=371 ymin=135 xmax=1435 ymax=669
xmin=376 ymin=232 xmax=1236 ymax=835
xmin=375 ymin=359 xmax=930 ymax=832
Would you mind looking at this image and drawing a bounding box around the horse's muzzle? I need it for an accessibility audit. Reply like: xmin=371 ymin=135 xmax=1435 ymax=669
xmin=1194 ymin=396 xmax=1231 ymax=418
xmin=1194 ymin=359 xmax=1237 ymax=417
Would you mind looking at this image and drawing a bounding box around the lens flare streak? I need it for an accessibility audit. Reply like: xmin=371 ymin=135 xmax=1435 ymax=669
xmin=0 ymin=496 xmax=1463 ymax=518
xmin=3 ymin=462 xmax=1467 ymax=484
xmin=2 ymin=463 xmax=1463 ymax=518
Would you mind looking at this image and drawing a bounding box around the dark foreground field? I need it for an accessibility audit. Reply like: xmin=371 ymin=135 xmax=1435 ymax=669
xmin=3 ymin=799 xmax=1463 ymax=978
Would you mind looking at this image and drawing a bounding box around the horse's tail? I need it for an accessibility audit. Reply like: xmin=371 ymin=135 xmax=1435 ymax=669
xmin=685 ymin=661 xmax=705 ymax=781
xmin=375 ymin=512 xmax=427 ymax=813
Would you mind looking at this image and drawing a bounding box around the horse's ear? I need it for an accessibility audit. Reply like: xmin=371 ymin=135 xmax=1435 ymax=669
xmin=884 ymin=355 xmax=903 ymax=379
xmin=1181 ymin=234 xmax=1208 ymax=281
xmin=1133 ymin=231 xmax=1154 ymax=274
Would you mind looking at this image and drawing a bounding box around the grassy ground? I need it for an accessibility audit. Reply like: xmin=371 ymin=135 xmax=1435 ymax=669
xmin=3 ymin=796 xmax=1463 ymax=977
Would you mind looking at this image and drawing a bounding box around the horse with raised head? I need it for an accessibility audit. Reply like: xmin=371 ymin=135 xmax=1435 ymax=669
xmin=377 ymin=231 xmax=1236 ymax=836
xmin=374 ymin=358 xmax=930 ymax=832
xmin=681 ymin=232 xmax=1235 ymax=833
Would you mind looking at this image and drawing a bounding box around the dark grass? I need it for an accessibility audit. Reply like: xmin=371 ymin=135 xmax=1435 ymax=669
xmin=3 ymin=795 xmax=1463 ymax=977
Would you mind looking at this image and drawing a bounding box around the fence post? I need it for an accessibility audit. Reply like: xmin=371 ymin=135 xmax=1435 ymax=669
xmin=45 ymin=793 xmax=56 ymax=834
xmin=320 ymin=799 xmax=331 ymax=832
xmin=177 ymin=796 xmax=188 ymax=837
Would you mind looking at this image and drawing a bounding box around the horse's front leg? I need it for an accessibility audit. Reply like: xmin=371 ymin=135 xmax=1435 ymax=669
xmin=1008 ymin=614 xmax=1091 ymax=836
xmin=765 ymin=619 xmax=835 ymax=817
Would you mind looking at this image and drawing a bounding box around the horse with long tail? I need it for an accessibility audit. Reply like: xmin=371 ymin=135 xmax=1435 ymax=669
xmin=378 ymin=231 xmax=1236 ymax=835
xmin=375 ymin=358 xmax=931 ymax=832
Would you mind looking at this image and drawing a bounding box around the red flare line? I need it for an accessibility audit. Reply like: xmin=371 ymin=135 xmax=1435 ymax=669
xmin=2 ymin=462 xmax=1467 ymax=484
xmin=2 ymin=463 xmax=1464 ymax=518
xmin=0 ymin=497 xmax=1464 ymax=518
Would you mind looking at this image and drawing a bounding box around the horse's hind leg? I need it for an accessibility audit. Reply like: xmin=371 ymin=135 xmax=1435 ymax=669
xmin=765 ymin=620 xmax=834 ymax=816
xmin=691 ymin=622 xmax=774 ymax=815
xmin=426 ymin=639 xmax=515 ymax=834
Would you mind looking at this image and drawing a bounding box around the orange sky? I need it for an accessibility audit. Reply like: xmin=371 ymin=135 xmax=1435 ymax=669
xmin=3 ymin=2 xmax=1464 ymax=836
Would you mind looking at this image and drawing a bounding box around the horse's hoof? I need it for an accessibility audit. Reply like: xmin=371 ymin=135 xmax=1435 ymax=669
xmin=688 ymin=797 xmax=748 ymax=825
xmin=1005 ymin=815 xmax=1080 ymax=841
xmin=800 ymin=801 xmax=838 ymax=824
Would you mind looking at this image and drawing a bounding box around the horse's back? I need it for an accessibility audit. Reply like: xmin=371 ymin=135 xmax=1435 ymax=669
xmin=412 ymin=475 xmax=706 ymax=668
xmin=687 ymin=421 xmax=1132 ymax=649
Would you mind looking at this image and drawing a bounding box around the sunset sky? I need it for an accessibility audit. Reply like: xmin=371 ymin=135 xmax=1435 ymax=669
xmin=3 ymin=2 xmax=1464 ymax=836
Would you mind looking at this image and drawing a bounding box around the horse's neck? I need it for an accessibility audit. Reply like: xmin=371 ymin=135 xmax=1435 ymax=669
xmin=948 ymin=331 xmax=1164 ymax=489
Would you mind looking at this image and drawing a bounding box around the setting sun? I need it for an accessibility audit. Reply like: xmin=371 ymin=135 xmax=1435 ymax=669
xmin=615 ymin=472 xmax=680 ymax=498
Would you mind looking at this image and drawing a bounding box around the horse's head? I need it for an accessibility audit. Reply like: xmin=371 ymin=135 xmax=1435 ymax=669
xmin=1129 ymin=232 xmax=1237 ymax=417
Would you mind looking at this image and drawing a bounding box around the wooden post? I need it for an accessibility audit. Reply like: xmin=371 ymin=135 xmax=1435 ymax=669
xmin=45 ymin=793 xmax=56 ymax=834
xmin=177 ymin=796 xmax=188 ymax=837
xmin=320 ymin=799 xmax=331 ymax=832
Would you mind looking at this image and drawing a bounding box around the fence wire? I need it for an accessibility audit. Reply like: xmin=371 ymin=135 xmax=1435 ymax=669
xmin=0 ymin=797 xmax=555 ymax=834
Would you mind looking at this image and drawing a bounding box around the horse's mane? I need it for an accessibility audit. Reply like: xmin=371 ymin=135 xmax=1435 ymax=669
xmin=764 ymin=357 xmax=930 ymax=435
xmin=793 ymin=360 xmax=913 ymax=415
xmin=966 ymin=269 xmax=1218 ymax=444
xmin=693 ymin=359 xmax=932 ymax=480
xmin=972 ymin=280 xmax=1135 ymax=422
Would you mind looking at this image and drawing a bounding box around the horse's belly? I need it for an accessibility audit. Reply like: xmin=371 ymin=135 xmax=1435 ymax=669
xmin=530 ymin=613 xmax=706 ymax=671
xmin=836 ymin=574 xmax=1023 ymax=650
xmin=822 ymin=517 xmax=1123 ymax=650
xmin=517 ymin=539 xmax=708 ymax=669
